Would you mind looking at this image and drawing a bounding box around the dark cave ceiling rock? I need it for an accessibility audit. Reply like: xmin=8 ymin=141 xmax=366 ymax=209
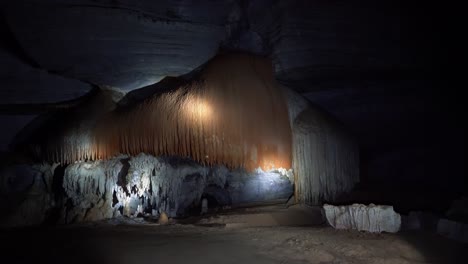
xmin=4 ymin=0 xmax=428 ymax=94
xmin=5 ymin=1 xmax=230 ymax=91
xmin=302 ymin=82 xmax=429 ymax=145
xmin=249 ymin=0 xmax=428 ymax=92
xmin=0 ymin=45 xmax=93 ymax=152
xmin=15 ymin=0 xmax=238 ymax=26
xmin=0 ymin=48 xmax=92 ymax=104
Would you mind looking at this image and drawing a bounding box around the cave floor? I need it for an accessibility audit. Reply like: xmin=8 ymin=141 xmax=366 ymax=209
xmin=1 ymin=207 xmax=466 ymax=264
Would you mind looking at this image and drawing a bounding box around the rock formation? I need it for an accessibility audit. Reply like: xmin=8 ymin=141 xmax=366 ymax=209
xmin=323 ymin=204 xmax=401 ymax=233
xmin=1 ymin=54 xmax=360 ymax=228
xmin=0 ymin=153 xmax=293 ymax=227
xmin=5 ymin=1 xmax=227 ymax=91
xmin=437 ymin=219 xmax=468 ymax=243
xmin=284 ymin=88 xmax=359 ymax=204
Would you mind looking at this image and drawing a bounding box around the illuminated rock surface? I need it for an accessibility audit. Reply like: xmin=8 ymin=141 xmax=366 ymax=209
xmin=323 ymin=204 xmax=401 ymax=233
xmin=0 ymin=154 xmax=293 ymax=227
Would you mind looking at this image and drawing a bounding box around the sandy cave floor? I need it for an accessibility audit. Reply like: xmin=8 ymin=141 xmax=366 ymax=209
xmin=1 ymin=206 xmax=466 ymax=264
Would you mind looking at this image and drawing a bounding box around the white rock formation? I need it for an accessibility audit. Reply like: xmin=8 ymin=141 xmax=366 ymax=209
xmin=284 ymin=87 xmax=359 ymax=205
xmin=0 ymin=152 xmax=294 ymax=227
xmin=323 ymin=204 xmax=401 ymax=233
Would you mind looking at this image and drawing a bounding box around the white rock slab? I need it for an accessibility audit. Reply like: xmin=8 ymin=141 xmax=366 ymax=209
xmin=323 ymin=203 xmax=401 ymax=233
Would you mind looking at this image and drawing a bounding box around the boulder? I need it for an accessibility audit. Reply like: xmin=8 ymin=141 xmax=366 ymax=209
xmin=446 ymin=197 xmax=468 ymax=223
xmin=323 ymin=204 xmax=401 ymax=233
xmin=401 ymin=211 xmax=439 ymax=231
xmin=437 ymin=219 xmax=468 ymax=243
xmin=158 ymin=212 xmax=169 ymax=225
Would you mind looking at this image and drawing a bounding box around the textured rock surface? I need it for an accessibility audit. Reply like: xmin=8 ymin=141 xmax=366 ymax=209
xmin=0 ymin=48 xmax=92 ymax=151
xmin=5 ymin=2 xmax=226 ymax=91
xmin=0 ymin=49 xmax=93 ymax=104
xmin=1 ymin=0 xmax=456 ymax=227
xmin=249 ymin=1 xmax=415 ymax=91
xmin=224 ymin=168 xmax=293 ymax=205
xmin=284 ymin=87 xmax=359 ymax=204
xmin=323 ymin=204 xmax=401 ymax=233
xmin=9 ymin=89 xmax=117 ymax=164
xmin=0 ymin=153 xmax=293 ymax=227
xmin=0 ymin=163 xmax=57 ymax=227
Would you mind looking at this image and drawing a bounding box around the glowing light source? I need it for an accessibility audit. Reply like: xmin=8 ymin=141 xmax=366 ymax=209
xmin=185 ymin=97 xmax=212 ymax=121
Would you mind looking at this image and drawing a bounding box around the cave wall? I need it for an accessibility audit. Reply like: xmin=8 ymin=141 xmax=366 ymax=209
xmin=0 ymin=0 xmax=456 ymax=218
xmin=0 ymin=153 xmax=293 ymax=227
xmin=1 ymin=71 xmax=360 ymax=225
xmin=1 ymin=0 xmax=444 ymax=191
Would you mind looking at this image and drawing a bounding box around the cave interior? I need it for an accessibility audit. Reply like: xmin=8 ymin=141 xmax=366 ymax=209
xmin=0 ymin=1 xmax=465 ymax=263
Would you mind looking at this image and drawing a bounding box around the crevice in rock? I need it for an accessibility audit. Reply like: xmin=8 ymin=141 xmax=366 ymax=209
xmin=64 ymin=198 xmax=74 ymax=223
xmin=43 ymin=164 xmax=68 ymax=225
xmin=52 ymin=164 xmax=66 ymax=203
xmin=145 ymin=197 xmax=152 ymax=214
xmin=131 ymin=185 xmax=138 ymax=195
xmin=112 ymin=190 xmax=118 ymax=207
xmin=117 ymin=158 xmax=130 ymax=195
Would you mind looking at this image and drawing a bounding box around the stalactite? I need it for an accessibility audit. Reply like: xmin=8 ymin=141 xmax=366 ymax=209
xmin=94 ymin=54 xmax=292 ymax=171
xmin=21 ymin=54 xmax=359 ymax=206
xmin=283 ymin=88 xmax=359 ymax=205
xmin=38 ymin=54 xmax=292 ymax=172
xmin=16 ymin=88 xmax=117 ymax=165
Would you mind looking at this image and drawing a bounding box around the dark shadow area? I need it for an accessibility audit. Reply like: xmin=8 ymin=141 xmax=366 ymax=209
xmin=42 ymin=164 xmax=68 ymax=225
xmin=1 ymin=220 xmax=465 ymax=264
xmin=202 ymin=193 xmax=220 ymax=209
xmin=0 ymin=9 xmax=39 ymax=68
xmin=397 ymin=231 xmax=467 ymax=263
